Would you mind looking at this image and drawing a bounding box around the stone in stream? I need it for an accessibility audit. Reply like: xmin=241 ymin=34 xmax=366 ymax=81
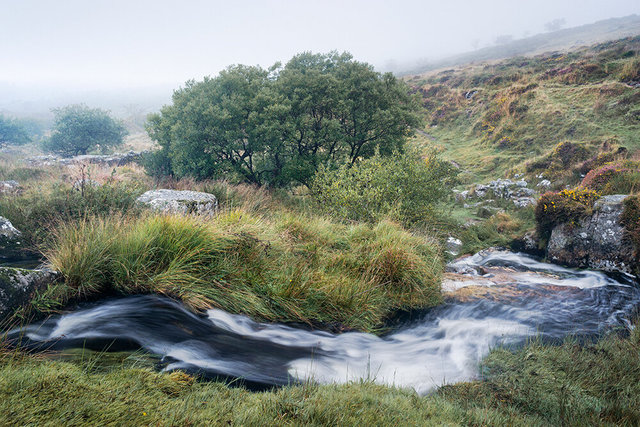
xmin=136 ymin=189 xmax=218 ymax=215
xmin=547 ymin=195 xmax=635 ymax=275
xmin=0 ymin=267 xmax=59 ymax=321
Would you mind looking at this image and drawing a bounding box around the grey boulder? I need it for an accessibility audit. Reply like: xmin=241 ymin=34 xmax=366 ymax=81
xmin=0 ymin=267 xmax=59 ymax=321
xmin=547 ymin=195 xmax=635 ymax=275
xmin=136 ymin=189 xmax=219 ymax=215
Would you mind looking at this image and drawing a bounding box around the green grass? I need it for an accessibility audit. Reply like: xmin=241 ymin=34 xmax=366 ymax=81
xmin=40 ymin=212 xmax=443 ymax=333
xmin=408 ymin=36 xmax=640 ymax=183
xmin=2 ymin=323 xmax=639 ymax=425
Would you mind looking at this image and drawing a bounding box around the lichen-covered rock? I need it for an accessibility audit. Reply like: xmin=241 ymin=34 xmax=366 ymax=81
xmin=547 ymin=195 xmax=635 ymax=275
xmin=0 ymin=216 xmax=23 ymax=259
xmin=136 ymin=189 xmax=218 ymax=215
xmin=0 ymin=267 xmax=59 ymax=321
xmin=0 ymin=180 xmax=19 ymax=194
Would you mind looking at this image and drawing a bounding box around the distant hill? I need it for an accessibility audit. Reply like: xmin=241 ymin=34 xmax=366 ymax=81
xmin=402 ymin=15 xmax=640 ymax=76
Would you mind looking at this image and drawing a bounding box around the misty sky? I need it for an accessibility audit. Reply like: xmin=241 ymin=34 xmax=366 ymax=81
xmin=1 ymin=0 xmax=639 ymax=90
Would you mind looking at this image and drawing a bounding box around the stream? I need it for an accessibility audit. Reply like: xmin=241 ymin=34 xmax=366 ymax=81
xmin=6 ymin=250 xmax=640 ymax=394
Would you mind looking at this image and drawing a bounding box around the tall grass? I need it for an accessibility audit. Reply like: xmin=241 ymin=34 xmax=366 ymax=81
xmin=43 ymin=212 xmax=443 ymax=332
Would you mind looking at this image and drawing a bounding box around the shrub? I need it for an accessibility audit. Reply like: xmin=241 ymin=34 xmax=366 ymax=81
xmin=618 ymin=57 xmax=640 ymax=81
xmin=535 ymin=187 xmax=600 ymax=239
xmin=42 ymin=213 xmax=443 ymax=332
xmin=0 ymin=182 xmax=144 ymax=252
xmin=581 ymin=160 xmax=640 ymax=194
xmin=310 ymin=151 xmax=457 ymax=227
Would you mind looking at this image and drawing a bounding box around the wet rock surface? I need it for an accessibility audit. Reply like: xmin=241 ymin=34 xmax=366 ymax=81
xmin=136 ymin=189 xmax=219 ymax=215
xmin=547 ymin=195 xmax=635 ymax=275
xmin=0 ymin=216 xmax=23 ymax=260
xmin=0 ymin=267 xmax=59 ymax=321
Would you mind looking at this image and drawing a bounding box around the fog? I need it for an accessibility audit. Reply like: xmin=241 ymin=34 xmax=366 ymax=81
xmin=1 ymin=0 xmax=639 ymax=115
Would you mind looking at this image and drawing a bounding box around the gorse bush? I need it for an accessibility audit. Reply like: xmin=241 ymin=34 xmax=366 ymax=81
xmin=310 ymin=151 xmax=457 ymax=227
xmin=535 ymin=187 xmax=600 ymax=239
xmin=43 ymin=212 xmax=443 ymax=332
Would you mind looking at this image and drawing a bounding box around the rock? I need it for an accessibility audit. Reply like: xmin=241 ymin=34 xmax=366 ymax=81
xmin=446 ymin=237 xmax=463 ymax=256
xmin=0 ymin=217 xmax=23 ymax=259
xmin=537 ymin=179 xmax=551 ymax=189
xmin=510 ymin=231 xmax=543 ymax=256
xmin=0 ymin=267 xmax=59 ymax=321
xmin=513 ymin=197 xmax=536 ymax=208
xmin=26 ymin=151 xmax=145 ymax=168
xmin=0 ymin=180 xmax=19 ymax=194
xmin=136 ymin=189 xmax=219 ymax=216
xmin=547 ymin=195 xmax=635 ymax=275
xmin=515 ymin=180 xmax=528 ymax=187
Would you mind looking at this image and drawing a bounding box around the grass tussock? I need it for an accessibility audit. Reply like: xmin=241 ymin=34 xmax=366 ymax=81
xmin=43 ymin=212 xmax=443 ymax=332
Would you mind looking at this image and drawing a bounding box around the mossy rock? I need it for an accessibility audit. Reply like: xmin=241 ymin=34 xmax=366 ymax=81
xmin=0 ymin=267 xmax=58 ymax=322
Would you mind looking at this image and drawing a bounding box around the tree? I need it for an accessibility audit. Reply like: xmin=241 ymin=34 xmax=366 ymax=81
xmin=544 ymin=18 xmax=566 ymax=32
xmin=145 ymin=52 xmax=422 ymax=186
xmin=0 ymin=115 xmax=30 ymax=147
xmin=44 ymin=105 xmax=128 ymax=156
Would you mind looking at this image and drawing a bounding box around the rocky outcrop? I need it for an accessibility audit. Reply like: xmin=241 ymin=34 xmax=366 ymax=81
xmin=547 ymin=195 xmax=635 ymax=275
xmin=0 ymin=267 xmax=59 ymax=321
xmin=136 ymin=189 xmax=219 ymax=215
xmin=26 ymin=151 xmax=145 ymax=167
xmin=454 ymin=178 xmax=539 ymax=209
xmin=0 ymin=217 xmax=23 ymax=260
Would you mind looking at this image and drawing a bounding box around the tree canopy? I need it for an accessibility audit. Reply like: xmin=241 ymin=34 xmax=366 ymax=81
xmin=44 ymin=105 xmax=128 ymax=156
xmin=0 ymin=115 xmax=31 ymax=147
xmin=146 ymin=52 xmax=422 ymax=186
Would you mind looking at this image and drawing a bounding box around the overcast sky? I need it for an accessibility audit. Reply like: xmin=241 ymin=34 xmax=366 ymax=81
xmin=1 ymin=0 xmax=639 ymax=90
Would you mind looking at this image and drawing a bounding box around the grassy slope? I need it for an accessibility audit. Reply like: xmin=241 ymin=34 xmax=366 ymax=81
xmin=407 ymin=36 xmax=640 ymax=183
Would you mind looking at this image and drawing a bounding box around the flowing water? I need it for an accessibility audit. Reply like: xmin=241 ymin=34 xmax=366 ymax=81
xmin=7 ymin=250 xmax=640 ymax=394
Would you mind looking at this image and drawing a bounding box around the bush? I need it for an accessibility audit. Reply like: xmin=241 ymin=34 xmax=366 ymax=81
xmin=310 ymin=151 xmax=457 ymax=227
xmin=0 ymin=182 xmax=144 ymax=252
xmin=535 ymin=187 xmax=600 ymax=239
xmin=618 ymin=57 xmax=640 ymax=81
xmin=581 ymin=160 xmax=640 ymax=195
xmin=42 ymin=212 xmax=443 ymax=332
xmin=0 ymin=115 xmax=30 ymax=147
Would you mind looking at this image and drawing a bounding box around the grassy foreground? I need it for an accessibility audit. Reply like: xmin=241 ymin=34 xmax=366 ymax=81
xmin=38 ymin=211 xmax=443 ymax=333
xmin=1 ymin=324 xmax=639 ymax=426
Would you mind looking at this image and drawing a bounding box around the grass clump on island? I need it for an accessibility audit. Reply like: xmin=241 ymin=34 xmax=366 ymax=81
xmin=40 ymin=211 xmax=443 ymax=333
xmin=2 ymin=322 xmax=640 ymax=425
